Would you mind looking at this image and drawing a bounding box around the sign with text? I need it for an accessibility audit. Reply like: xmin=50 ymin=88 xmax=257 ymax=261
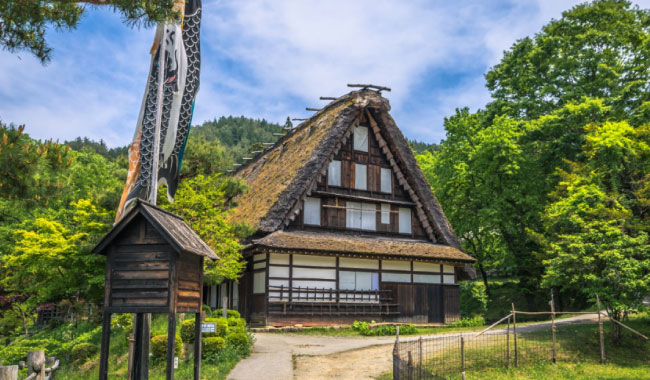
xmin=201 ymin=322 xmax=217 ymax=333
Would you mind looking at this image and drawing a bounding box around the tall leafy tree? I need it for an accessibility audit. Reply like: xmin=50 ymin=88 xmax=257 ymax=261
xmin=0 ymin=0 xmax=179 ymax=63
xmin=486 ymin=0 xmax=650 ymax=120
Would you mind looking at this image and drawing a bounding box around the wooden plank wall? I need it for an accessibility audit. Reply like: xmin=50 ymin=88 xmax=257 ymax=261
xmin=109 ymin=216 xmax=170 ymax=312
xmin=176 ymin=252 xmax=202 ymax=313
xmin=444 ymin=286 xmax=461 ymax=323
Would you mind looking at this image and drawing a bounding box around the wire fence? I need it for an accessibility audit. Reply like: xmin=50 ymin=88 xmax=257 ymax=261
xmin=392 ymin=298 xmax=649 ymax=380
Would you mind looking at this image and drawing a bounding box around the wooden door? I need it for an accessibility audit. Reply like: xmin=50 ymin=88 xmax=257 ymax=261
xmin=443 ymin=285 xmax=461 ymax=323
xmin=427 ymin=285 xmax=444 ymax=323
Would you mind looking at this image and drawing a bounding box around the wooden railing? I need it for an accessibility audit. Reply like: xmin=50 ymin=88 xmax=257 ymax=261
xmin=266 ymin=285 xmax=399 ymax=315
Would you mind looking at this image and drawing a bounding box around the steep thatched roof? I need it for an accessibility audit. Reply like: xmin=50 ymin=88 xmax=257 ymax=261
xmin=230 ymin=89 xmax=470 ymax=273
xmin=250 ymin=230 xmax=475 ymax=263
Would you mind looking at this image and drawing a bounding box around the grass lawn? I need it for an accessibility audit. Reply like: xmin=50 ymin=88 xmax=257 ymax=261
xmin=377 ymin=311 xmax=650 ymax=380
xmin=3 ymin=314 xmax=249 ymax=380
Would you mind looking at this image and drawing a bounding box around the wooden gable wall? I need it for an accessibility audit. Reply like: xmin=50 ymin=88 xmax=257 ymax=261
xmin=289 ymin=113 xmax=429 ymax=239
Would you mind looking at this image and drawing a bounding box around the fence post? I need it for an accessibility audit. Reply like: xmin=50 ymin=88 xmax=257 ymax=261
xmin=408 ymin=351 xmax=414 ymax=380
xmin=461 ymin=336 xmax=466 ymax=380
xmin=550 ymin=291 xmax=557 ymax=363
xmin=418 ymin=336 xmax=423 ymax=380
xmin=396 ymin=325 xmax=400 ymax=343
xmin=597 ymin=295 xmax=606 ymax=364
xmin=0 ymin=366 xmax=18 ymax=380
xmin=506 ymin=316 xmax=510 ymax=367
xmin=511 ymin=303 xmax=518 ymax=367
xmin=393 ymin=342 xmax=400 ymax=380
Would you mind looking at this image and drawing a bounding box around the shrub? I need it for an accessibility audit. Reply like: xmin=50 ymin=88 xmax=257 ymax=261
xmin=0 ymin=339 xmax=62 ymax=365
xmin=226 ymin=331 xmax=251 ymax=354
xmin=111 ymin=314 xmax=133 ymax=331
xmin=180 ymin=317 xmax=232 ymax=343
xmin=71 ymin=342 xmax=98 ymax=363
xmin=202 ymin=337 xmax=226 ymax=362
xmin=352 ymin=321 xmax=417 ymax=336
xmin=180 ymin=319 xmax=196 ymax=344
xmin=227 ymin=317 xmax=245 ymax=328
xmin=151 ymin=334 xmax=182 ymax=362
xmin=447 ymin=315 xmax=486 ymax=328
xmin=460 ymin=281 xmax=488 ymax=318
xmin=213 ymin=309 xmax=241 ymax=319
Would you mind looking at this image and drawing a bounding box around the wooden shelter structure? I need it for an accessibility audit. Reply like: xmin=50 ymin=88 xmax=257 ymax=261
xmin=93 ymin=200 xmax=217 ymax=380
xmin=213 ymin=89 xmax=476 ymax=326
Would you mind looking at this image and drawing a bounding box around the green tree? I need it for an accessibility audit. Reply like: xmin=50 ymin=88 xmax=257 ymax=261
xmin=0 ymin=0 xmax=180 ymax=63
xmin=162 ymin=174 xmax=250 ymax=284
xmin=486 ymin=0 xmax=650 ymax=120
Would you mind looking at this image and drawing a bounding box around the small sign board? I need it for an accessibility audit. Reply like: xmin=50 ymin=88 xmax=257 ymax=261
xmin=174 ymin=356 xmax=179 ymax=369
xmin=201 ymin=322 xmax=217 ymax=333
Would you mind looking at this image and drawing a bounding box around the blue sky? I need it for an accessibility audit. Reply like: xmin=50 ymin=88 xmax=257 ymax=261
xmin=1 ymin=0 xmax=649 ymax=147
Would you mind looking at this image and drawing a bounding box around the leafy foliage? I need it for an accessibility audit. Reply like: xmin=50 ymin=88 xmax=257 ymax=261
xmin=151 ymin=334 xmax=182 ymax=362
xmin=0 ymin=0 xmax=180 ymax=63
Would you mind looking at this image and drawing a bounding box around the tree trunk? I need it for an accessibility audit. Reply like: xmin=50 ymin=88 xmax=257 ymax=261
xmin=478 ymin=264 xmax=490 ymax=297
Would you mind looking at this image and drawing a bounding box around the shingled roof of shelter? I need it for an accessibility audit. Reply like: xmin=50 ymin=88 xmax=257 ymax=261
xmin=250 ymin=230 xmax=475 ymax=263
xmin=93 ymin=199 xmax=218 ymax=260
xmin=229 ymin=89 xmax=462 ymax=251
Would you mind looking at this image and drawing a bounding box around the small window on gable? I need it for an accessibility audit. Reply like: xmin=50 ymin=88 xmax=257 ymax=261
xmin=380 ymin=167 xmax=392 ymax=193
xmin=355 ymin=163 xmax=367 ymax=190
xmin=381 ymin=203 xmax=390 ymax=224
xmin=304 ymin=197 xmax=321 ymax=226
xmin=346 ymin=201 xmax=376 ymax=231
xmin=354 ymin=126 xmax=368 ymax=152
xmin=398 ymin=207 xmax=412 ymax=234
xmin=328 ymin=160 xmax=341 ymax=187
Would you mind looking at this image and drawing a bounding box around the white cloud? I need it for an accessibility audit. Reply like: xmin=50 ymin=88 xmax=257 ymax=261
xmin=2 ymin=0 xmax=649 ymax=146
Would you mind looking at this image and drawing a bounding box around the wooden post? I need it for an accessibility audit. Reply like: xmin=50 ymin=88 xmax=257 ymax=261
xmin=392 ymin=343 xmax=400 ymax=380
xmin=597 ymin=295 xmax=606 ymax=364
xmin=550 ymin=291 xmax=557 ymax=363
xmin=127 ymin=334 xmax=135 ymax=380
xmin=27 ymin=351 xmax=45 ymax=380
xmin=407 ymin=351 xmax=414 ymax=380
xmin=222 ymin=297 xmax=228 ymax=318
xmin=511 ymin=303 xmax=518 ymax=367
xmin=461 ymin=336 xmax=466 ymax=380
xmin=506 ymin=316 xmax=510 ymax=367
xmin=99 ymin=311 xmax=111 ymax=380
xmin=418 ymin=336 xmax=423 ymax=380
xmin=166 ymin=313 xmax=177 ymax=380
xmin=193 ymin=312 xmax=202 ymax=380
xmin=0 ymin=366 xmax=18 ymax=380
xmin=396 ymin=325 xmax=400 ymax=343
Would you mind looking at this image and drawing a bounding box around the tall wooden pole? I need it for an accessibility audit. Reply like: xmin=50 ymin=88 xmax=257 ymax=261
xmin=597 ymin=295 xmax=606 ymax=364
xmin=550 ymin=290 xmax=557 ymax=363
xmin=511 ymin=303 xmax=518 ymax=367
xmin=506 ymin=316 xmax=510 ymax=367
xmin=460 ymin=336 xmax=466 ymax=380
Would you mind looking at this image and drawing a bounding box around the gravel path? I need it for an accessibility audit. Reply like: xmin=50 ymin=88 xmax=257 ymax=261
xmin=227 ymin=314 xmax=601 ymax=380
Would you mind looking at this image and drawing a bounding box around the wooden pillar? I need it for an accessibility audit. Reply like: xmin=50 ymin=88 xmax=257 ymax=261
xmin=194 ymin=312 xmax=202 ymax=380
xmin=132 ymin=313 xmax=150 ymax=380
xmin=0 ymin=366 xmax=18 ymax=380
xmin=418 ymin=336 xmax=423 ymax=380
xmin=550 ymin=291 xmax=557 ymax=363
xmin=99 ymin=311 xmax=111 ymax=380
xmin=166 ymin=313 xmax=177 ymax=380
xmin=511 ymin=303 xmax=518 ymax=367
xmin=597 ymin=295 xmax=606 ymax=364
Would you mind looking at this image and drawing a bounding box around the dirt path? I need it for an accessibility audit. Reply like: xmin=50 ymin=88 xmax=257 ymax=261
xmin=227 ymin=314 xmax=601 ymax=380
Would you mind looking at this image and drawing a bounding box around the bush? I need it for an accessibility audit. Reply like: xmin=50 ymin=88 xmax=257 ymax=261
xmin=180 ymin=319 xmax=197 ymax=344
xmin=226 ymin=331 xmax=251 ymax=355
xmin=151 ymin=334 xmax=182 ymax=362
xmin=352 ymin=320 xmax=418 ymax=336
xmin=202 ymin=336 xmax=226 ymax=362
xmin=227 ymin=317 xmax=245 ymax=328
xmin=110 ymin=314 xmax=133 ymax=331
xmin=71 ymin=342 xmax=98 ymax=363
xmin=0 ymin=339 xmax=62 ymax=365
xmin=447 ymin=315 xmax=486 ymax=328
xmin=181 ymin=317 xmax=234 ymax=343
xmin=213 ymin=309 xmax=241 ymax=319
xmin=460 ymin=281 xmax=488 ymax=318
